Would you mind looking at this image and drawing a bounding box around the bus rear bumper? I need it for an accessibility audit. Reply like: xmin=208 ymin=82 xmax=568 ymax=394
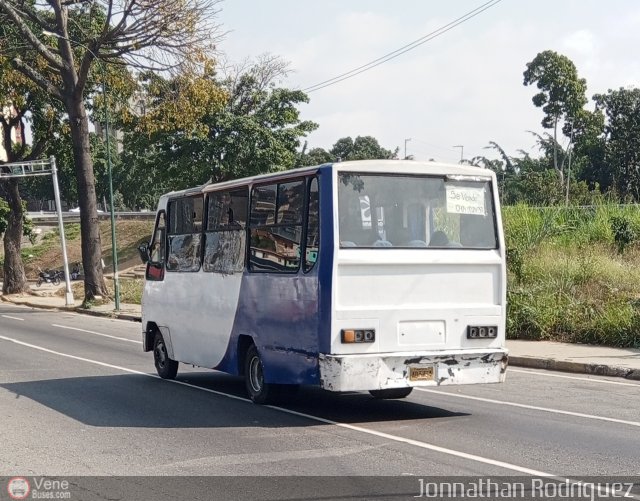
xmin=318 ymin=348 xmax=508 ymax=392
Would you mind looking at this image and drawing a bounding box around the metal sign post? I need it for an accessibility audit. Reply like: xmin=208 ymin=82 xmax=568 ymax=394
xmin=50 ymin=157 xmax=74 ymax=305
xmin=0 ymin=156 xmax=74 ymax=306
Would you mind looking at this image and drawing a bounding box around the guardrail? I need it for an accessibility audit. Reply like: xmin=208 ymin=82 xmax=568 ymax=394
xmin=27 ymin=211 xmax=156 ymax=224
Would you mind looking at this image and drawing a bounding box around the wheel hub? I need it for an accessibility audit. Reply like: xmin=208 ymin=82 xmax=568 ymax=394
xmin=155 ymin=342 xmax=166 ymax=368
xmin=249 ymin=356 xmax=263 ymax=393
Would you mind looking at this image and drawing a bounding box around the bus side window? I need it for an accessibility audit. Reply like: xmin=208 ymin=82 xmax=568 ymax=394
xmin=204 ymin=189 xmax=248 ymax=274
xmin=304 ymin=177 xmax=319 ymax=272
xmin=166 ymin=196 xmax=203 ymax=272
xmin=249 ymin=180 xmax=304 ymax=273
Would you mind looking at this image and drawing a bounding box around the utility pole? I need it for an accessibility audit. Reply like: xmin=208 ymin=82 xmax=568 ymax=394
xmin=453 ymin=145 xmax=464 ymax=163
xmin=404 ymin=138 xmax=412 ymax=160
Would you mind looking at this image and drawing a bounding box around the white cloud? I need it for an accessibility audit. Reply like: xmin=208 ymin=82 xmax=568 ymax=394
xmin=562 ymin=30 xmax=597 ymax=55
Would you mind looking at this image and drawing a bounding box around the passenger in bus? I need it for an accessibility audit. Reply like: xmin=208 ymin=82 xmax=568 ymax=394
xmin=429 ymin=230 xmax=449 ymax=247
xmin=150 ymin=240 xmax=162 ymax=262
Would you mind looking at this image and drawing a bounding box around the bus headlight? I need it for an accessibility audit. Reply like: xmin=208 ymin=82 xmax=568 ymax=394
xmin=341 ymin=329 xmax=375 ymax=343
xmin=467 ymin=326 xmax=498 ymax=339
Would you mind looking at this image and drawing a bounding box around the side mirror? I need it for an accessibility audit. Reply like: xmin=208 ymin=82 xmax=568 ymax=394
xmin=138 ymin=243 xmax=150 ymax=264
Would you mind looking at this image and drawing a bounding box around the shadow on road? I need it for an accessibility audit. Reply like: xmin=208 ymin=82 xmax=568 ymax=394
xmin=1 ymin=371 xmax=469 ymax=428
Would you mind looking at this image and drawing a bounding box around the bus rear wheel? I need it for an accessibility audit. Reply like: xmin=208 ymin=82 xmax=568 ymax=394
xmin=369 ymin=387 xmax=413 ymax=399
xmin=153 ymin=332 xmax=178 ymax=380
xmin=244 ymin=345 xmax=278 ymax=405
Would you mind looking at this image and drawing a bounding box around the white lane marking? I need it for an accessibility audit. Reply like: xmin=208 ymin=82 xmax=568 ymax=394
xmin=51 ymin=324 xmax=141 ymax=344
xmin=0 ymin=333 xmax=636 ymax=499
xmin=1 ymin=314 xmax=24 ymax=321
xmin=416 ymin=388 xmax=640 ymax=428
xmin=59 ymin=314 xmax=136 ymax=325
xmin=510 ymin=368 xmax=640 ymax=387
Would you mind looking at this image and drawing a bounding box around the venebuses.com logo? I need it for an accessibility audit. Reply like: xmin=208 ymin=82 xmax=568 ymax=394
xmin=7 ymin=477 xmax=30 ymax=500
xmin=5 ymin=477 xmax=71 ymax=500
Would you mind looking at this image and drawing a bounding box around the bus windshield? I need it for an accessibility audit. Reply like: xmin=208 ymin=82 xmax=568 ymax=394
xmin=338 ymin=172 xmax=498 ymax=249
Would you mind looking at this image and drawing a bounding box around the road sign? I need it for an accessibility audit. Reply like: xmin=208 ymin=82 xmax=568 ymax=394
xmin=0 ymin=156 xmax=73 ymax=305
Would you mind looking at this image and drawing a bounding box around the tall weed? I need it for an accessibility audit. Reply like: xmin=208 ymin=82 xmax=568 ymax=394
xmin=504 ymin=203 xmax=640 ymax=348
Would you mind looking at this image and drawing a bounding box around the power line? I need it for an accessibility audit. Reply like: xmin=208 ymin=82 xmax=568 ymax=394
xmin=302 ymin=0 xmax=502 ymax=93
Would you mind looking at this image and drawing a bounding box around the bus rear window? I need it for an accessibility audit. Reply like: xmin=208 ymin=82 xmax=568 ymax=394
xmin=337 ymin=173 xmax=498 ymax=249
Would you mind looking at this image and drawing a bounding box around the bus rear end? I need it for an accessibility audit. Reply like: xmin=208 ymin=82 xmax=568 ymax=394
xmin=320 ymin=162 xmax=507 ymax=395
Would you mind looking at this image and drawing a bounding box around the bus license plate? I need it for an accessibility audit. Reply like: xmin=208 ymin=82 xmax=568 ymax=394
xmin=409 ymin=366 xmax=434 ymax=382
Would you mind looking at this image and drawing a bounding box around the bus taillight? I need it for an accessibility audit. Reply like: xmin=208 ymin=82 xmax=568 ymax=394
xmin=341 ymin=329 xmax=375 ymax=343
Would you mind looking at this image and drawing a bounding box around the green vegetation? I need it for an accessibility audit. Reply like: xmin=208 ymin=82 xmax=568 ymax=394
xmin=116 ymin=278 xmax=143 ymax=304
xmin=505 ymin=203 xmax=640 ymax=348
xmin=18 ymin=224 xmax=82 ymax=265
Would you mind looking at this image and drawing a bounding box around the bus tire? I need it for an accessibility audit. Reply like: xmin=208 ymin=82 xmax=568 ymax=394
xmin=369 ymin=387 xmax=413 ymax=399
xmin=244 ymin=345 xmax=277 ymax=404
xmin=153 ymin=332 xmax=178 ymax=380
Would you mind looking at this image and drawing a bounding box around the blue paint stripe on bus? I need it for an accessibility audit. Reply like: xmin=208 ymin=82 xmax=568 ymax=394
xmin=317 ymin=165 xmax=335 ymax=355
xmin=214 ymin=165 xmax=334 ymax=385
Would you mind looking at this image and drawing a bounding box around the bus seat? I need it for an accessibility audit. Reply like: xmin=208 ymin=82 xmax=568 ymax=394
xmin=408 ymin=240 xmax=427 ymax=247
xmin=373 ymin=240 xmax=393 ymax=247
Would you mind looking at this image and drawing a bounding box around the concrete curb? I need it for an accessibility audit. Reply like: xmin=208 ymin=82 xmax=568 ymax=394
xmin=70 ymin=308 xmax=142 ymax=323
xmin=510 ymin=355 xmax=640 ymax=381
xmin=0 ymin=295 xmax=141 ymax=323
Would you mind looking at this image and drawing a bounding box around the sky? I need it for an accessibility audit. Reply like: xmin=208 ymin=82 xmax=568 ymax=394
xmin=216 ymin=0 xmax=640 ymax=164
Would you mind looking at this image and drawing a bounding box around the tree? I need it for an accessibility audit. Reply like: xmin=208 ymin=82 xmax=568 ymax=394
xmin=523 ymin=50 xmax=587 ymax=188
xmin=298 ymin=135 xmax=397 ymax=168
xmin=120 ymin=54 xmax=316 ymax=207
xmin=485 ymin=141 xmax=516 ymax=174
xmin=593 ymin=87 xmax=640 ymax=200
xmin=565 ymin=108 xmax=606 ymax=193
xmin=1 ymin=33 xmax=62 ymax=293
xmin=329 ymin=136 xmax=398 ymax=161
xmin=0 ymin=0 xmax=222 ymax=299
xmin=298 ymin=146 xmax=333 ymax=167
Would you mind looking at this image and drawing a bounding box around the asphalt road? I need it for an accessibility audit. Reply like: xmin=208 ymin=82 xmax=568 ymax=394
xmin=1 ymin=302 xmax=639 ymax=499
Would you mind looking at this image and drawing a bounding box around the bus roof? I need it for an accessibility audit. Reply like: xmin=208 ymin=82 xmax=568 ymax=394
xmin=159 ymin=160 xmax=496 ymax=200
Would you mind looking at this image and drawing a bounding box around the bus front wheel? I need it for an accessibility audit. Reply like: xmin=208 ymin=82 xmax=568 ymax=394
xmin=369 ymin=387 xmax=413 ymax=399
xmin=153 ymin=332 xmax=178 ymax=380
xmin=244 ymin=345 xmax=277 ymax=405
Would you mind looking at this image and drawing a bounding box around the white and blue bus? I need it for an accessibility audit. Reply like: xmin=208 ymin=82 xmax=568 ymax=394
xmin=139 ymin=160 xmax=508 ymax=404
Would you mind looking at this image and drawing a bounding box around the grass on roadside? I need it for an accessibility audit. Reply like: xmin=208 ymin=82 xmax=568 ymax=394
xmin=504 ymin=204 xmax=640 ymax=348
xmin=60 ymin=277 xmax=143 ymax=306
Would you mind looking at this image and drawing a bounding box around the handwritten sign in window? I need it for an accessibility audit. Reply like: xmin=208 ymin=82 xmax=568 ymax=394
xmin=445 ymin=185 xmax=485 ymax=215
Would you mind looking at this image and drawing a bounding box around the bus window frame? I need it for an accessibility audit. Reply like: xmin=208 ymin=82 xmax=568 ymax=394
xmin=203 ymin=187 xmax=249 ymax=274
xmin=248 ymin=176 xmax=306 ymax=274
xmin=146 ymin=209 xmax=167 ymax=282
xmin=337 ymin=172 xmax=500 ymax=250
xmin=166 ymin=194 xmax=204 ymax=273
xmin=302 ymin=176 xmax=320 ymax=274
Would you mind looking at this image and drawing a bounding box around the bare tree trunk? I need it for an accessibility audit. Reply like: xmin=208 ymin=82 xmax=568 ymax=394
xmin=1 ymin=178 xmax=29 ymax=294
xmin=66 ymin=96 xmax=107 ymax=299
xmin=1 ymin=114 xmax=29 ymax=294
